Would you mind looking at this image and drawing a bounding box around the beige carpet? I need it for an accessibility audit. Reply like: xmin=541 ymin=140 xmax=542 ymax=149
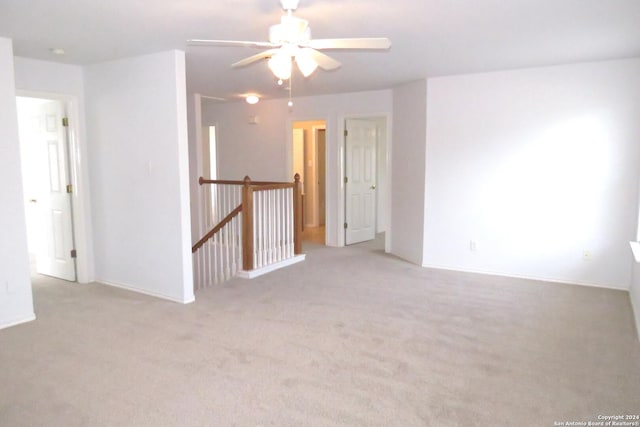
xmin=1 ymin=239 xmax=639 ymax=426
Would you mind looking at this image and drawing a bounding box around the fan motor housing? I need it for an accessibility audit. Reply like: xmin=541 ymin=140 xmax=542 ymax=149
xmin=269 ymin=16 xmax=310 ymax=44
xmin=280 ymin=0 xmax=300 ymax=11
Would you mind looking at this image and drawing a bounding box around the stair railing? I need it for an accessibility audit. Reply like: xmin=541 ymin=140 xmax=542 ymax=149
xmin=192 ymin=174 xmax=302 ymax=290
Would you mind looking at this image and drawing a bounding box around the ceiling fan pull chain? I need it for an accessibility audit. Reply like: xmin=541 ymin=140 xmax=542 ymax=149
xmin=288 ymin=73 xmax=293 ymax=108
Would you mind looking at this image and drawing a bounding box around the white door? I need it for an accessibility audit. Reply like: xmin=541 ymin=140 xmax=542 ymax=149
xmin=27 ymin=100 xmax=76 ymax=281
xmin=345 ymin=119 xmax=377 ymax=245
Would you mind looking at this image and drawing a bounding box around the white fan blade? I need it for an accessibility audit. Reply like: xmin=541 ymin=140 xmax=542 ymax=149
xmin=187 ymin=39 xmax=278 ymax=49
xmin=308 ymin=38 xmax=391 ymax=50
xmin=307 ymin=49 xmax=341 ymax=70
xmin=232 ymin=49 xmax=280 ymax=68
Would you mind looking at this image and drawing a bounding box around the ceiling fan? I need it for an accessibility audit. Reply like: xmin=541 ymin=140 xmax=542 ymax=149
xmin=187 ymin=0 xmax=391 ymax=81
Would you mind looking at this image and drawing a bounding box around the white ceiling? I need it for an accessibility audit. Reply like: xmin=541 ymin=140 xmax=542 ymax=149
xmin=2 ymin=0 xmax=640 ymax=102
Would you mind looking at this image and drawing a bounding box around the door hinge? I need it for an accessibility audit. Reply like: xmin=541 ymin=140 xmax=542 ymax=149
xmin=344 ymin=176 xmax=348 ymax=184
xmin=62 ymin=117 xmax=69 ymax=127
xmin=70 ymin=249 xmax=77 ymax=258
xmin=66 ymin=184 xmax=73 ymax=194
xmin=344 ymin=222 xmax=348 ymax=229
xmin=344 ymin=130 xmax=348 ymax=137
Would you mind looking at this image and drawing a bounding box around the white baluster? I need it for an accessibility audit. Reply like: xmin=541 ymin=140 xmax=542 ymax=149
xmin=224 ymin=187 xmax=233 ymax=280
xmin=254 ymin=192 xmax=259 ymax=268
xmin=262 ymin=191 xmax=266 ymax=266
xmin=214 ymin=184 xmax=218 ymax=223
xmin=278 ymin=189 xmax=283 ymax=261
xmin=274 ymin=190 xmax=278 ymax=261
xmin=251 ymin=192 xmax=256 ymax=269
xmin=211 ymin=227 xmax=221 ymax=283
xmin=230 ymin=216 xmax=236 ymax=275
xmin=193 ymin=254 xmax=199 ymax=291
xmin=269 ymin=190 xmax=274 ymax=264
xmin=288 ymin=187 xmax=293 ymax=257
xmin=238 ymin=210 xmax=243 ymax=273
xmin=199 ymin=250 xmax=204 ymax=290
xmin=264 ymin=191 xmax=269 ymax=265
xmin=284 ymin=188 xmax=289 ymax=258
xmin=274 ymin=190 xmax=278 ymax=262
xmin=283 ymin=189 xmax=288 ymax=258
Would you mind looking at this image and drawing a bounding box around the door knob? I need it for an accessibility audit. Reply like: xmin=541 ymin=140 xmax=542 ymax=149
xmin=29 ymin=199 xmax=37 ymax=203
xmin=370 ymin=185 xmax=376 ymax=190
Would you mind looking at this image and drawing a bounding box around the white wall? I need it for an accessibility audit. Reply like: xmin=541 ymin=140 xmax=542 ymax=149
xmin=424 ymin=58 xmax=640 ymax=289
xmin=14 ymin=57 xmax=85 ymax=96
xmin=390 ymin=80 xmax=428 ymax=265
xmin=187 ymin=93 xmax=203 ymax=244
xmin=13 ymin=57 xmax=94 ymax=283
xmin=198 ymin=89 xmax=393 ymax=247
xmin=85 ymin=51 xmax=194 ymax=303
xmin=0 ymin=38 xmax=35 ymax=329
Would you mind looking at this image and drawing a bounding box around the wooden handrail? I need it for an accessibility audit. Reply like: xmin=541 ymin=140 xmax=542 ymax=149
xmin=199 ymin=177 xmax=293 ymax=186
xmin=192 ymin=204 xmax=242 ymax=253
xmin=252 ymin=183 xmax=294 ymax=191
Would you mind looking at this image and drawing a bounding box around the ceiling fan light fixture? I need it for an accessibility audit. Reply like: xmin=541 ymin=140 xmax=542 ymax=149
xmin=296 ymin=48 xmax=318 ymax=77
xmin=268 ymin=51 xmax=292 ymax=80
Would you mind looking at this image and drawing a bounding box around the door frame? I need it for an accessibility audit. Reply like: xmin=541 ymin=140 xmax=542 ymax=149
xmin=286 ymin=112 xmax=391 ymax=251
xmin=341 ymin=113 xmax=391 ymax=251
xmin=16 ymin=90 xmax=93 ymax=283
xmin=313 ymin=125 xmax=327 ymax=228
xmin=344 ymin=118 xmax=378 ymax=245
xmin=287 ymin=118 xmax=329 ymax=242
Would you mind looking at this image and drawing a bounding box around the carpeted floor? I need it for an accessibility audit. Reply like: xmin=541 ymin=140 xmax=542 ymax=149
xmin=1 ymin=238 xmax=639 ymax=426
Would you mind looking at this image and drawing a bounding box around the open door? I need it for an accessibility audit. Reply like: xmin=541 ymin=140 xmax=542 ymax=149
xmin=344 ymin=119 xmax=377 ymax=245
xmin=18 ymin=98 xmax=76 ymax=281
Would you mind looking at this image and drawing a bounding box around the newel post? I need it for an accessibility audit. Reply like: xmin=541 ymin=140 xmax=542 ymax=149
xmin=293 ymin=173 xmax=303 ymax=255
xmin=242 ymin=175 xmax=254 ymax=270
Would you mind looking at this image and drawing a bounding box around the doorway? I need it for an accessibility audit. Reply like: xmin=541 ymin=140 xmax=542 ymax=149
xmin=292 ymin=120 xmax=327 ymax=245
xmin=17 ymin=96 xmax=77 ymax=281
xmin=344 ymin=116 xmax=388 ymax=247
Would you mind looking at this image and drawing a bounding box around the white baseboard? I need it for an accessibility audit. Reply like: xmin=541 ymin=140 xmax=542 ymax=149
xmin=96 ymin=279 xmax=195 ymax=304
xmin=421 ymin=263 xmax=628 ymax=291
xmin=0 ymin=313 xmax=36 ymax=330
xmin=237 ymin=255 xmax=306 ymax=279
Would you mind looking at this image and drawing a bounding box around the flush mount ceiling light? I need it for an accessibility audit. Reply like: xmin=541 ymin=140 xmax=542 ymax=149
xmin=49 ymin=48 xmax=65 ymax=55
xmin=187 ymin=0 xmax=391 ymax=81
xmin=245 ymin=95 xmax=260 ymax=104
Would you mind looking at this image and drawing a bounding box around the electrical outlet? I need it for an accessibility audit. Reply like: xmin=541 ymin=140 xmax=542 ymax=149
xmin=470 ymin=240 xmax=478 ymax=252
xmin=582 ymin=250 xmax=592 ymax=261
